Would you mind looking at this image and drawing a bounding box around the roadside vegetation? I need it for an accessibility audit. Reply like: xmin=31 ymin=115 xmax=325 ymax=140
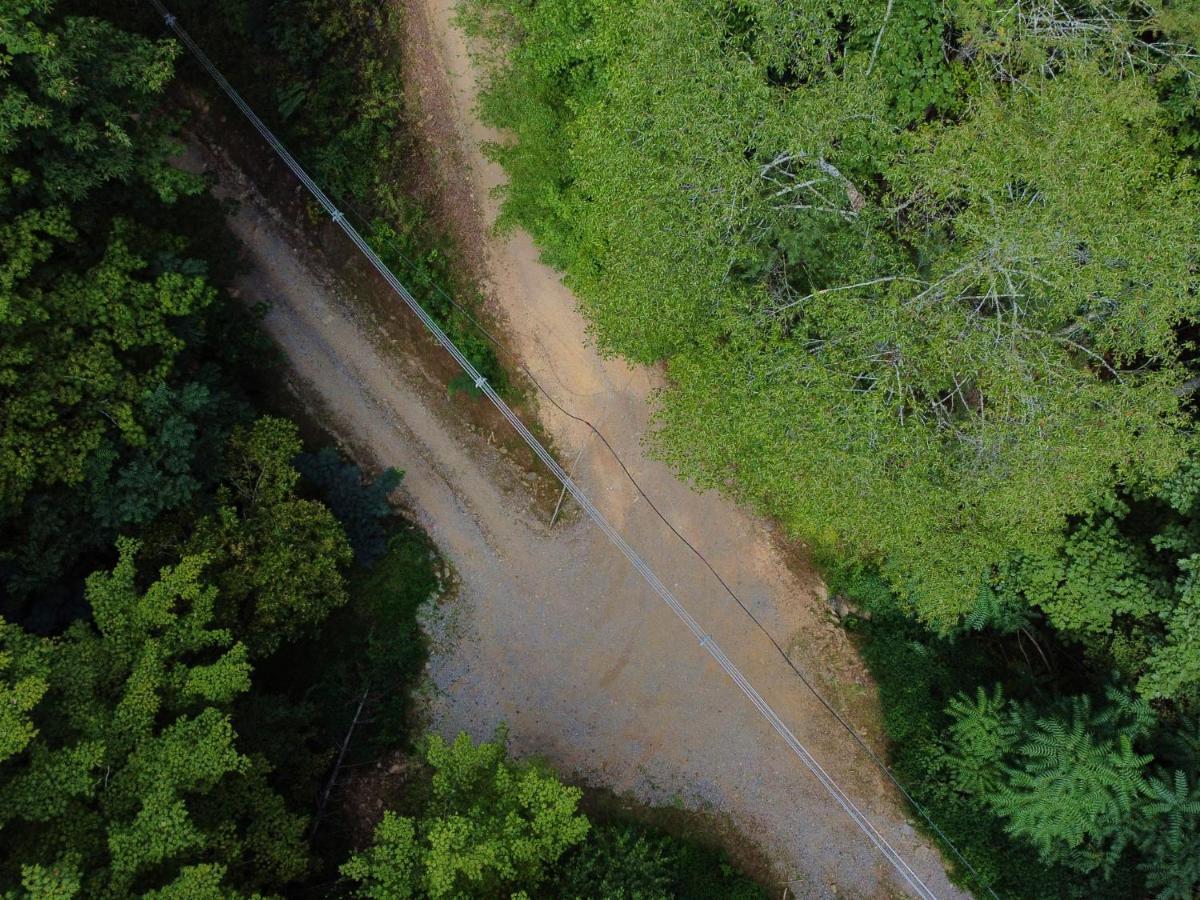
xmin=460 ymin=0 xmax=1200 ymax=896
xmin=186 ymin=0 xmax=505 ymax=387
xmin=0 ymin=0 xmax=765 ymax=897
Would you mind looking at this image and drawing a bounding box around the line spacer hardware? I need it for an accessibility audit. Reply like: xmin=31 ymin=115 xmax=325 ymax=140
xmin=164 ymin=13 xmax=176 ymax=25
xmin=474 ymin=375 xmax=488 ymax=390
xmin=331 ymin=210 xmax=346 ymax=224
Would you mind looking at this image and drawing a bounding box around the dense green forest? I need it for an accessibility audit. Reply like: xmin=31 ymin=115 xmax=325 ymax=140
xmin=463 ymin=0 xmax=1200 ymax=897
xmin=0 ymin=0 xmax=765 ymax=896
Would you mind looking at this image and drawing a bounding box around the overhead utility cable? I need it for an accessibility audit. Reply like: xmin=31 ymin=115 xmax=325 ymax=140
xmin=326 ymin=191 xmax=996 ymax=900
xmin=147 ymin=5 xmax=941 ymax=896
xmin=318 ymin=163 xmax=998 ymax=900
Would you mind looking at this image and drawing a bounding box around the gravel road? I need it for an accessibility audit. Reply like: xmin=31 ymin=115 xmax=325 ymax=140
xmin=180 ymin=7 xmax=973 ymax=890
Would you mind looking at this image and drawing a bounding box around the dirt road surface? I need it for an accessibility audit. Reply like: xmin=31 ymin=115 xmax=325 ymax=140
xmin=187 ymin=4 xmax=971 ymax=893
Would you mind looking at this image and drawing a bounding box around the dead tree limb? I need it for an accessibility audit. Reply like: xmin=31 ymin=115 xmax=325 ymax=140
xmin=867 ymin=0 xmax=895 ymax=77
xmin=310 ymin=684 xmax=371 ymax=838
xmin=1176 ymin=375 xmax=1200 ymax=397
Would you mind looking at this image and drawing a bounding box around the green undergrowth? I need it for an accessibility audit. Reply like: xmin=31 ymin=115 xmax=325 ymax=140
xmin=552 ymin=818 xmax=768 ymax=899
xmin=836 ymin=586 xmax=1076 ymax=897
xmin=571 ymin=790 xmax=771 ymax=900
xmin=244 ymin=520 xmax=442 ymax=879
xmin=829 ymin=561 xmax=1197 ymax=899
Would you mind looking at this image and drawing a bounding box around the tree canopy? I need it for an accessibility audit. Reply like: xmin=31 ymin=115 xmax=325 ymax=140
xmin=0 ymin=0 xmax=193 ymax=208
xmin=341 ymin=733 xmax=590 ymax=899
xmin=470 ymin=0 xmax=1200 ymax=626
xmin=189 ymin=418 xmax=352 ymax=657
xmin=0 ymin=541 xmax=308 ymax=897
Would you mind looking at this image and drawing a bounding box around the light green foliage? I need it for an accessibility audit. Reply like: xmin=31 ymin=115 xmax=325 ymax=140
xmin=139 ymin=864 xmax=245 ymax=899
xmin=341 ymin=813 xmax=421 ymax=899
xmin=469 ymin=0 xmax=1200 ymax=626
xmin=974 ymin=448 xmax=1200 ymax=704
xmin=190 ymin=418 xmax=352 ymax=656
xmin=1004 ymin=510 xmax=1170 ymax=637
xmin=341 ymin=732 xmax=590 ymax=898
xmin=895 ymin=65 xmax=1195 ymax=373
xmin=655 ymin=55 xmax=1196 ymax=624
xmin=80 ymin=540 xmax=252 ymax=710
xmin=0 ymin=205 xmax=73 ymax=321
xmin=0 ymin=622 xmax=47 ymax=763
xmin=19 ymin=859 xmax=83 ymax=900
xmin=0 ymin=541 xmax=307 ymax=897
xmin=1139 ymin=556 xmax=1200 ymax=702
xmin=948 ymin=0 xmax=1200 ymax=110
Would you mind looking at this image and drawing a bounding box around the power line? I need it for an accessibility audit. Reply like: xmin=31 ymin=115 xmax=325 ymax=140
xmin=255 ymin=65 xmax=998 ymax=900
xmin=319 ymin=221 xmax=998 ymax=893
xmin=148 ymin=5 xmax=943 ymax=896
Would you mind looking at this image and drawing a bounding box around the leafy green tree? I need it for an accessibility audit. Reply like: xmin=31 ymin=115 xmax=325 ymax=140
xmin=998 ymin=504 xmax=1171 ymax=638
xmin=1138 ymin=768 xmax=1200 ymax=900
xmin=190 ymin=418 xmax=351 ymax=656
xmin=84 ymin=382 xmax=227 ymax=531
xmin=0 ymin=620 xmax=47 ymax=763
xmin=295 ymin=448 xmax=401 ymax=566
xmin=940 ymin=688 xmax=1159 ymax=880
xmin=943 ymin=686 xmax=1019 ymax=797
xmin=1132 ymin=715 xmax=1200 ymax=898
xmin=967 ymin=447 xmax=1200 ymax=705
xmin=0 ymin=219 xmax=215 ymax=512
xmin=2 ymin=377 xmax=237 ymax=605
xmin=0 ymin=0 xmax=196 ymax=209
xmin=1138 ymin=555 xmax=1200 ymax=702
xmin=0 ymin=1 xmax=256 ymax=614
xmin=341 ymin=732 xmax=590 ymax=898
xmin=655 ymin=58 xmax=1197 ymax=624
xmin=990 ymin=694 xmax=1153 ymax=875
xmin=942 ymin=686 xmax=1200 ymax=896
xmin=468 ymin=0 xmax=1200 ymax=626
xmin=0 ymin=0 xmax=223 ymax=553
xmin=0 ymin=540 xmax=308 ymax=897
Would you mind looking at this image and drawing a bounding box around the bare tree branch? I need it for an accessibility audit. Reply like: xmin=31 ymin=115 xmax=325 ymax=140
xmin=867 ymin=0 xmax=895 ymax=77
xmin=310 ymin=685 xmax=371 ymax=838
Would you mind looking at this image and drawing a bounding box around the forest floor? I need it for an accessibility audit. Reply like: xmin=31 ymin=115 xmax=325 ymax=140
xmin=179 ymin=4 xmax=969 ymax=893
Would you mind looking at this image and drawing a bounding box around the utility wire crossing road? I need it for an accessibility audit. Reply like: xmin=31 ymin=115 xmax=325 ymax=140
xmin=149 ymin=4 xmax=942 ymax=896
